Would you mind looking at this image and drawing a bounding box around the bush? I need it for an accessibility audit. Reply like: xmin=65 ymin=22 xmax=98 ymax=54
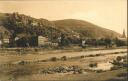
xmin=88 ymin=55 xmax=95 ymax=57
xmin=96 ymin=69 xmax=103 ymax=73
xmin=81 ymin=55 xmax=85 ymax=58
xmin=115 ymin=38 xmax=127 ymax=46
xmin=89 ymin=63 xmax=97 ymax=67
xmin=50 ymin=57 xmax=57 ymax=62
xmin=40 ymin=60 xmax=47 ymax=62
xmin=110 ymin=66 xmax=119 ymax=70
xmin=34 ymin=48 xmax=38 ymax=52
xmin=78 ymin=69 xmax=84 ymax=74
xmin=116 ymin=56 xmax=122 ymax=62
xmin=61 ymin=56 xmax=67 ymax=61
xmin=95 ymin=54 xmax=100 ymax=56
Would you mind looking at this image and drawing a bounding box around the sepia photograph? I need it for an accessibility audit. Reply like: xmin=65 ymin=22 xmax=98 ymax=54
xmin=0 ymin=0 xmax=127 ymax=81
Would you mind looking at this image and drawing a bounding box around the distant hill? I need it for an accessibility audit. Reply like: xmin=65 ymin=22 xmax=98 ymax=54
xmin=0 ymin=12 xmax=122 ymax=42
xmin=53 ymin=19 xmax=122 ymax=39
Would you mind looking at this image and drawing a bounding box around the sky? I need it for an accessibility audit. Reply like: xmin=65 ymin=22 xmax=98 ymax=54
xmin=0 ymin=0 xmax=127 ymax=34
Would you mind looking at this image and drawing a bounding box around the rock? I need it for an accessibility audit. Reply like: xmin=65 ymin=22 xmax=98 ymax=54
xmin=39 ymin=65 xmax=85 ymax=74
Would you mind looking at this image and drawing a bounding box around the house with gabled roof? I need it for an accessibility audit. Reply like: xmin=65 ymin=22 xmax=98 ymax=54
xmin=0 ymin=25 xmax=11 ymax=47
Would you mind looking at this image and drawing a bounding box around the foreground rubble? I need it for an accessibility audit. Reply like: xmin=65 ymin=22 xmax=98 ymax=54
xmin=39 ymin=65 xmax=86 ymax=74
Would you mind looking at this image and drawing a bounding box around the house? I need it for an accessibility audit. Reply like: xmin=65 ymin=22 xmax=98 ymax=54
xmin=0 ymin=35 xmax=11 ymax=47
xmin=38 ymin=36 xmax=49 ymax=47
xmin=3 ymin=37 xmax=10 ymax=44
xmin=15 ymin=35 xmax=49 ymax=47
xmin=0 ymin=26 xmax=11 ymax=47
xmin=81 ymin=40 xmax=86 ymax=46
xmin=117 ymin=29 xmax=127 ymax=45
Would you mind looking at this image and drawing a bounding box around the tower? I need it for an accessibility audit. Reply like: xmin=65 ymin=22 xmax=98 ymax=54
xmin=122 ymin=29 xmax=126 ymax=38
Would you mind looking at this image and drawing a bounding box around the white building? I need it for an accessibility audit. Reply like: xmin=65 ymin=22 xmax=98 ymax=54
xmin=0 ymin=26 xmax=11 ymax=47
xmin=38 ymin=36 xmax=49 ymax=46
xmin=3 ymin=38 xmax=10 ymax=44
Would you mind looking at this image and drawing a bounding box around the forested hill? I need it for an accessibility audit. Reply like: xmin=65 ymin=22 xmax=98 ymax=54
xmin=0 ymin=12 xmax=122 ymax=42
xmin=0 ymin=12 xmax=61 ymax=41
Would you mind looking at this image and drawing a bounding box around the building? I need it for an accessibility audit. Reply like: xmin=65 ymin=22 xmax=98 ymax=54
xmin=0 ymin=26 xmax=11 ymax=47
xmin=116 ymin=29 xmax=127 ymax=46
xmin=122 ymin=29 xmax=126 ymax=38
xmin=0 ymin=35 xmax=11 ymax=47
xmin=3 ymin=37 xmax=10 ymax=44
xmin=118 ymin=29 xmax=127 ymax=42
xmin=38 ymin=36 xmax=49 ymax=47
xmin=15 ymin=35 xmax=50 ymax=47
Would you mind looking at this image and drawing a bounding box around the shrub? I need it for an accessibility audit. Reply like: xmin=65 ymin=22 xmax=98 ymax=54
xmin=34 ymin=48 xmax=38 ymax=52
xmin=95 ymin=54 xmax=100 ymax=56
xmin=116 ymin=56 xmax=122 ymax=62
xmin=115 ymin=38 xmax=127 ymax=46
xmin=18 ymin=60 xmax=25 ymax=65
xmin=81 ymin=55 xmax=85 ymax=58
xmin=96 ymin=69 xmax=103 ymax=73
xmin=50 ymin=57 xmax=57 ymax=62
xmin=40 ymin=60 xmax=47 ymax=62
xmin=78 ymin=69 xmax=84 ymax=74
xmin=88 ymin=55 xmax=95 ymax=57
xmin=110 ymin=66 xmax=119 ymax=70
xmin=61 ymin=56 xmax=67 ymax=61
xmin=89 ymin=63 xmax=97 ymax=67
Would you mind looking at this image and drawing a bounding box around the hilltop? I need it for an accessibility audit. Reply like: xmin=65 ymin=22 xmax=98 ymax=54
xmin=53 ymin=19 xmax=121 ymax=39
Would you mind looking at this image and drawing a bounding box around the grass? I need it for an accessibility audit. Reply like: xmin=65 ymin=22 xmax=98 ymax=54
xmin=0 ymin=47 xmax=127 ymax=81
xmin=57 ymin=68 xmax=127 ymax=81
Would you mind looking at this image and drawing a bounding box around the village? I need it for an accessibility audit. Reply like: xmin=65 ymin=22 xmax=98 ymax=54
xmin=0 ymin=25 xmax=127 ymax=49
xmin=0 ymin=9 xmax=127 ymax=81
xmin=0 ymin=22 xmax=127 ymax=80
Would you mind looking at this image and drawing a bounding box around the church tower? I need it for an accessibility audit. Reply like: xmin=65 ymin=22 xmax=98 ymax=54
xmin=122 ymin=29 xmax=126 ymax=38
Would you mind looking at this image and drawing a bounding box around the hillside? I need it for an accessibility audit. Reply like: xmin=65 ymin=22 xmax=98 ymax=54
xmin=53 ymin=19 xmax=122 ymax=39
xmin=0 ymin=12 xmax=61 ymax=42
xmin=0 ymin=12 xmax=122 ymax=42
xmin=0 ymin=13 xmax=7 ymax=25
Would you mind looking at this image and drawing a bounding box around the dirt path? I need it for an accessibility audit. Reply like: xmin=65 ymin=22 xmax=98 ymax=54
xmin=0 ymin=48 xmax=127 ymax=64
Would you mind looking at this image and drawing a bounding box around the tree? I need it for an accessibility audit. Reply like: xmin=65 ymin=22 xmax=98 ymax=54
xmin=58 ymin=33 xmax=70 ymax=47
xmin=114 ymin=38 xmax=127 ymax=46
xmin=104 ymin=38 xmax=112 ymax=48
